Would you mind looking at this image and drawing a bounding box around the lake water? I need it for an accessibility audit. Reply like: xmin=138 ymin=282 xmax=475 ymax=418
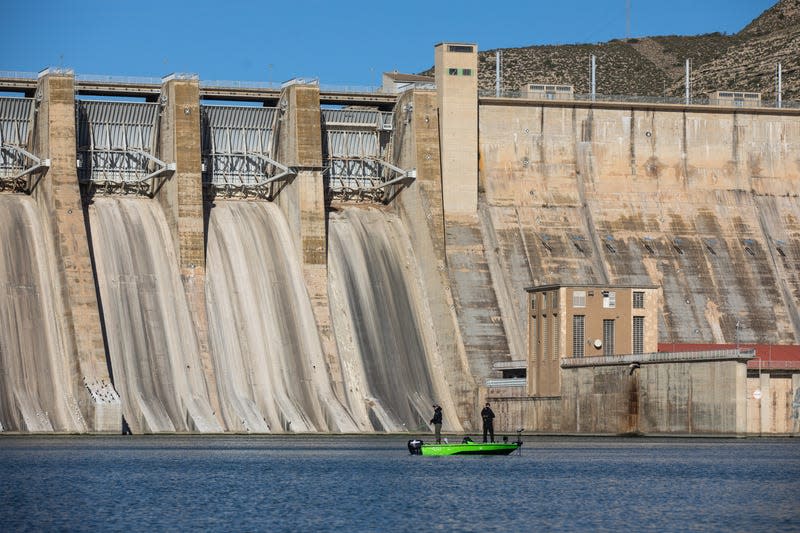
xmin=2 ymin=435 xmax=798 ymax=532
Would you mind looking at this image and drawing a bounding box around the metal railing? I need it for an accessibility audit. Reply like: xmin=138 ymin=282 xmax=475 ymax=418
xmin=481 ymin=89 xmax=800 ymax=109
xmin=561 ymin=348 xmax=755 ymax=368
xmin=492 ymin=360 xmax=528 ymax=370
xmin=77 ymin=73 xmax=165 ymax=85
xmin=486 ymin=378 xmax=527 ymax=387
xmin=320 ymin=83 xmax=381 ymax=94
xmin=201 ymin=79 xmax=282 ymax=90
xmin=0 ymin=71 xmax=38 ymax=80
xmin=747 ymin=360 xmax=800 ymax=370
xmin=4 ymin=70 xmax=797 ymax=109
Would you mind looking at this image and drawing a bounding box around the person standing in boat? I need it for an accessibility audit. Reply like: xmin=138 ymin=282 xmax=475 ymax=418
xmin=481 ymin=403 xmax=495 ymax=443
xmin=430 ymin=404 xmax=443 ymax=444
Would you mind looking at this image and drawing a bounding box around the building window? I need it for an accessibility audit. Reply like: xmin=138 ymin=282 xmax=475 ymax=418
xmin=542 ymin=315 xmax=549 ymax=360
xmin=448 ymin=68 xmax=458 ymax=76
xmin=602 ymin=290 xmax=616 ymax=308
xmin=633 ymin=316 xmax=644 ymax=355
xmin=448 ymin=45 xmax=474 ymax=53
xmin=553 ymin=315 xmax=559 ymax=360
xmin=531 ymin=316 xmax=538 ymax=360
xmin=531 ymin=296 xmax=536 ymax=311
xmin=552 ymin=291 xmax=558 ymax=310
xmin=573 ymin=290 xmax=586 ymax=308
xmin=573 ymin=315 xmax=585 ymax=357
xmin=603 ymin=319 xmax=615 ymax=356
xmin=633 ymin=291 xmax=644 ymax=309
xmin=461 ymin=68 xmax=472 ymax=76
xmin=542 ymin=292 xmax=548 ymax=309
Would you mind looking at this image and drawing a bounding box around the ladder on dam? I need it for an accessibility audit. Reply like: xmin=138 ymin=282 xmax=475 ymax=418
xmin=76 ymin=100 xmax=175 ymax=196
xmin=0 ymin=97 xmax=50 ymax=193
xmin=321 ymin=108 xmax=415 ymax=203
xmin=201 ymin=104 xmax=294 ymax=199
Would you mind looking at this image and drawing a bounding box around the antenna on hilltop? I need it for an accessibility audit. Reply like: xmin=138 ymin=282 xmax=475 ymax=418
xmin=626 ymin=0 xmax=631 ymax=39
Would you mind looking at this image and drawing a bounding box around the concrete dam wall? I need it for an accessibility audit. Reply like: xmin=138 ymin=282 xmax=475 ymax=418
xmin=328 ymin=207 xmax=461 ymax=433
xmin=205 ymin=200 xmax=356 ymax=433
xmin=90 ymin=197 xmax=220 ymax=433
xmin=0 ymin=196 xmax=86 ymax=432
xmin=477 ymin=102 xmax=800 ymax=360
xmin=1 ymin=65 xmax=798 ymax=434
xmin=87 ymin=195 xmax=462 ymax=433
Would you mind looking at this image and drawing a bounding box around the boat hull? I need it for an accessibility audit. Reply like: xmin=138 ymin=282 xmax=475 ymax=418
xmin=408 ymin=439 xmax=521 ymax=456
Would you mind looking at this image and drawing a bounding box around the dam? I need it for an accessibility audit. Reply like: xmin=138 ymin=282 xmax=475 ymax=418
xmin=0 ymin=43 xmax=798 ymax=435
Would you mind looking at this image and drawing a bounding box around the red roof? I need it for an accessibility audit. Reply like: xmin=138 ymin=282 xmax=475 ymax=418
xmin=658 ymin=343 xmax=800 ymax=370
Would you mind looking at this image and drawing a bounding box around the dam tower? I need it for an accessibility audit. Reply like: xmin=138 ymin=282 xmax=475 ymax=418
xmin=435 ymin=42 xmax=478 ymax=216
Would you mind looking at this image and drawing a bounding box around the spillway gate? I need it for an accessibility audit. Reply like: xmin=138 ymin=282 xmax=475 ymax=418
xmin=321 ymin=108 xmax=414 ymax=203
xmin=0 ymin=96 xmax=49 ymax=193
xmin=200 ymin=104 xmax=293 ymax=199
xmin=76 ymin=100 xmax=174 ymax=196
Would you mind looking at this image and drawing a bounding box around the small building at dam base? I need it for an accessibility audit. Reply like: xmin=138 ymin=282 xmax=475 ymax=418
xmin=484 ymin=283 xmax=800 ymax=436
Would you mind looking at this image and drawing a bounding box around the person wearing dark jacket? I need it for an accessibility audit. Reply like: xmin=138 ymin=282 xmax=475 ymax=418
xmin=430 ymin=404 xmax=443 ymax=443
xmin=481 ymin=403 xmax=495 ymax=443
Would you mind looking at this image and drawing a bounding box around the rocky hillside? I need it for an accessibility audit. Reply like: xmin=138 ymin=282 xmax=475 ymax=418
xmin=424 ymin=0 xmax=800 ymax=102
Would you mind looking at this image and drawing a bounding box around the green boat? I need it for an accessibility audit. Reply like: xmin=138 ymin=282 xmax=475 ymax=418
xmin=407 ymin=437 xmax=522 ymax=456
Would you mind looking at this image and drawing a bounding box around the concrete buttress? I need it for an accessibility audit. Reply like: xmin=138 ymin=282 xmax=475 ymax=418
xmin=157 ymin=76 xmax=223 ymax=427
xmin=274 ymin=83 xmax=347 ymax=401
xmin=32 ymin=71 xmax=121 ymax=432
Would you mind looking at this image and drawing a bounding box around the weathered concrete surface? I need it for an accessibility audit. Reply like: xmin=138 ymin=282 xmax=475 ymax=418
xmin=559 ymin=357 xmax=748 ymax=434
xmin=478 ymin=102 xmax=800 ymax=353
xmin=0 ymin=196 xmax=87 ymax=431
xmin=746 ymin=374 xmax=798 ymax=435
xmin=21 ymin=72 xmax=119 ymax=432
xmin=273 ymin=83 xmax=348 ymax=403
xmin=156 ymin=76 xmax=222 ymax=422
xmin=328 ymin=206 xmax=463 ymax=432
xmin=393 ymin=89 xmax=477 ymax=430
xmin=89 ymin=197 xmax=221 ymax=433
xmin=436 ymin=43 xmax=478 ymax=215
xmin=205 ymin=200 xmax=357 ymax=432
xmin=478 ymin=100 xmax=798 ymax=435
xmin=489 ymin=353 xmax=751 ymax=435
xmin=794 ymin=374 xmax=800 ymax=435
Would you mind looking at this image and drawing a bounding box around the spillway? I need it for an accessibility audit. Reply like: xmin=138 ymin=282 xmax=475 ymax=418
xmin=205 ymin=200 xmax=357 ymax=432
xmin=0 ymin=196 xmax=84 ymax=432
xmin=328 ymin=207 xmax=456 ymax=432
xmin=88 ymin=197 xmax=220 ymax=433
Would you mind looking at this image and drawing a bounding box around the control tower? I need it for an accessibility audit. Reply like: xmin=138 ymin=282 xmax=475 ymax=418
xmin=434 ymin=42 xmax=478 ymax=215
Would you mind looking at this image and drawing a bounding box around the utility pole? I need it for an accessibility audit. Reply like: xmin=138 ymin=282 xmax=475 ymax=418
xmin=496 ymin=50 xmax=501 ymax=97
xmin=685 ymin=59 xmax=691 ymax=105
xmin=626 ymin=0 xmax=631 ymax=39
xmin=777 ymin=62 xmax=782 ymax=108
xmin=591 ymin=54 xmax=596 ymax=101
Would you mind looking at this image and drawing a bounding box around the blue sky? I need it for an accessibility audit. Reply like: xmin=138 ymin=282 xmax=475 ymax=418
xmin=1 ymin=0 xmax=776 ymax=88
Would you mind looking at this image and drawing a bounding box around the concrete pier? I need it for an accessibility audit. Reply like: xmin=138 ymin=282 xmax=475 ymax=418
xmin=31 ymin=71 xmax=120 ymax=432
xmin=157 ymin=75 xmax=222 ymax=425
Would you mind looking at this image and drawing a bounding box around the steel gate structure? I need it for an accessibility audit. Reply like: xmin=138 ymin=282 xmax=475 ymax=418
xmin=0 ymin=97 xmax=50 ymax=193
xmin=321 ymin=108 xmax=414 ymax=203
xmin=201 ymin=104 xmax=293 ymax=199
xmin=76 ymin=100 xmax=174 ymax=196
